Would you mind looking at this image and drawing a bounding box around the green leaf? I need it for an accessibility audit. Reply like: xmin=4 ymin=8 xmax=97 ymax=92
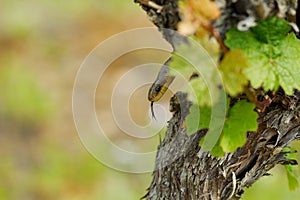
xmin=169 ymin=36 xmax=227 ymax=150
xmin=283 ymin=147 xmax=299 ymax=190
xmin=286 ymin=166 xmax=299 ymax=190
xmin=225 ymin=17 xmax=300 ymax=95
xmin=169 ymin=36 xmax=224 ymax=106
xmin=169 ymin=36 xmax=218 ymax=78
xmin=169 ymin=48 xmax=196 ymax=78
xmin=225 ymin=29 xmax=260 ymax=50
xmin=188 ymin=78 xmax=211 ymax=106
xmin=186 ymin=104 xmax=200 ymax=135
xmin=276 ymin=34 xmax=300 ymax=94
xmin=186 ymin=104 xmax=211 ymax=135
xmin=219 ymin=50 xmax=249 ymax=96
xmin=251 ymin=17 xmax=291 ymax=43
xmin=210 ymin=140 xmax=225 ymax=157
xmin=220 ymin=100 xmax=258 ymax=152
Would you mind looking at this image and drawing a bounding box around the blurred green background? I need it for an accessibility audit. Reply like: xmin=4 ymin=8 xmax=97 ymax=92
xmin=0 ymin=1 xmax=300 ymax=199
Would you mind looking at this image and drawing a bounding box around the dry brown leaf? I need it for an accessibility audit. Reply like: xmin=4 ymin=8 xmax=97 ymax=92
xmin=178 ymin=0 xmax=220 ymax=36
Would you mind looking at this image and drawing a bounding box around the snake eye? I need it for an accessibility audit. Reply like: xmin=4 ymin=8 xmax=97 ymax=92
xmin=154 ymin=85 xmax=162 ymax=93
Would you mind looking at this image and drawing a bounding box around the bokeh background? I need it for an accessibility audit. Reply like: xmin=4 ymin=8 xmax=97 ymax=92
xmin=1 ymin=1 xmax=300 ymax=199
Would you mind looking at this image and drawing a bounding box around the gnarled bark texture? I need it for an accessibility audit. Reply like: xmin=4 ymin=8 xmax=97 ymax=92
xmin=144 ymin=91 xmax=300 ymax=200
xmin=135 ymin=0 xmax=300 ymax=199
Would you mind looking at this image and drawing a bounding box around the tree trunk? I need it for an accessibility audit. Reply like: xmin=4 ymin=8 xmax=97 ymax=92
xmin=135 ymin=0 xmax=300 ymax=199
xmin=143 ymin=91 xmax=300 ymax=200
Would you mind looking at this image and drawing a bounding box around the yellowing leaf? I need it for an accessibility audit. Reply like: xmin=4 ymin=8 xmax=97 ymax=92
xmin=219 ymin=50 xmax=249 ymax=96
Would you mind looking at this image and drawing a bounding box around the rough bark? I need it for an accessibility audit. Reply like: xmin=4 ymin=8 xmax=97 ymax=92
xmin=143 ymin=91 xmax=300 ymax=200
xmin=135 ymin=0 xmax=300 ymax=199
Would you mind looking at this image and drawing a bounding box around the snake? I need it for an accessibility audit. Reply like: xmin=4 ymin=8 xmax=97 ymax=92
xmin=148 ymin=64 xmax=175 ymax=119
